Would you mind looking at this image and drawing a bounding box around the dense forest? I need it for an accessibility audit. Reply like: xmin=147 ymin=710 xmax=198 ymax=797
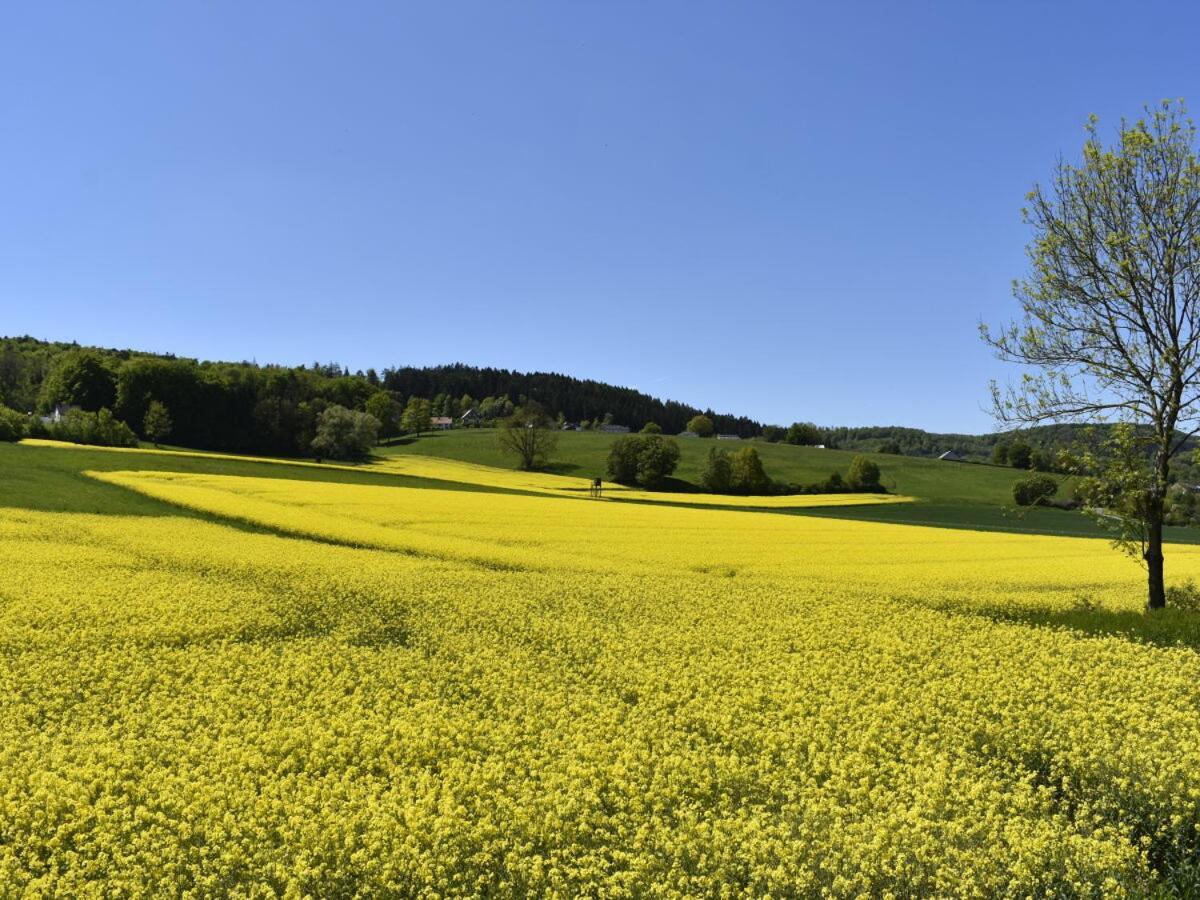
xmin=0 ymin=336 xmax=763 ymax=456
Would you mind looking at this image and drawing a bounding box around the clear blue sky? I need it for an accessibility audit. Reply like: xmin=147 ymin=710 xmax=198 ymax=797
xmin=3 ymin=2 xmax=1198 ymax=432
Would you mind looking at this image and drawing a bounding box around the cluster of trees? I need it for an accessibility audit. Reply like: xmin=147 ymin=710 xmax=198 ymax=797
xmin=1012 ymin=474 xmax=1060 ymax=507
xmin=0 ymin=337 xmax=765 ymax=457
xmin=993 ymin=439 xmax=1061 ymax=472
xmin=699 ymin=446 xmax=770 ymax=494
xmin=606 ymin=434 xmax=681 ymax=488
xmin=379 ymin=364 xmax=761 ymax=437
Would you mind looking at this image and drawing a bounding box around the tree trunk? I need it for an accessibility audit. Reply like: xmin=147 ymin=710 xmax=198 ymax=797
xmin=1145 ymin=505 xmax=1166 ymax=610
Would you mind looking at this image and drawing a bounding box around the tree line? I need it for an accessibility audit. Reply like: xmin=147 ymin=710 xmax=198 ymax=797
xmin=0 ymin=338 xmax=767 ymax=457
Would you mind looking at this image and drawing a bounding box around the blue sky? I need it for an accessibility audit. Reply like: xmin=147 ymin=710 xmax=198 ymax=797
xmin=2 ymin=2 xmax=1198 ymax=432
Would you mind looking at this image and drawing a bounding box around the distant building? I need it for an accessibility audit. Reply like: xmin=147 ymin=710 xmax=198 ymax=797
xmin=561 ymin=423 xmax=580 ymax=431
xmin=678 ymin=431 xmax=699 ymax=438
xmin=599 ymin=424 xmax=630 ymax=434
xmin=458 ymin=408 xmax=481 ymax=427
xmin=938 ymin=450 xmax=965 ymax=462
xmin=40 ymin=403 xmax=78 ymax=425
xmin=813 ymin=444 xmax=826 ymax=449
xmin=716 ymin=434 xmax=741 ymax=441
xmin=430 ymin=416 xmax=453 ymax=430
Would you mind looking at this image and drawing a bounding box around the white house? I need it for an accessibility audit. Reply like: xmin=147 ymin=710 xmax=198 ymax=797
xmin=39 ymin=403 xmax=78 ymax=425
xmin=677 ymin=431 xmax=699 ymax=438
xmin=429 ymin=416 xmax=453 ymax=430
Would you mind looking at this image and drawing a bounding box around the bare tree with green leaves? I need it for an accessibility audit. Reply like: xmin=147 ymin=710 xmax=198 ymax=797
xmin=497 ymin=402 xmax=559 ymax=471
xmin=982 ymin=100 xmax=1200 ymax=609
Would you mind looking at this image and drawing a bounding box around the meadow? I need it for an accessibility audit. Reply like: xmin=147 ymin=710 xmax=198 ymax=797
xmin=381 ymin=429 xmax=1200 ymax=540
xmin=4 ymin=440 xmax=1200 ymax=895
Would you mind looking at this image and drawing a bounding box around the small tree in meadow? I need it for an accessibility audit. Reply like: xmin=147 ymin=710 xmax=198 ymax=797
xmin=498 ymin=403 xmax=559 ymax=471
xmin=847 ymin=455 xmax=882 ymax=491
xmin=143 ymin=400 xmax=172 ymax=447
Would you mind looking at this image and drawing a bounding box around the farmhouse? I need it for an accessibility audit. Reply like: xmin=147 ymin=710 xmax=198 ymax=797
xmin=429 ymin=416 xmax=453 ymax=430
xmin=716 ymin=434 xmax=741 ymax=441
xmin=599 ymin=424 xmax=630 ymax=434
xmin=678 ymin=431 xmax=699 ymax=438
xmin=458 ymin=408 xmax=481 ymax=427
xmin=938 ymin=450 xmax=965 ymax=462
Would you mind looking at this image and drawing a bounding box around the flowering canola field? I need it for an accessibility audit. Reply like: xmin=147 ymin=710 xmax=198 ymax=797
xmin=4 ymin=458 xmax=1200 ymax=896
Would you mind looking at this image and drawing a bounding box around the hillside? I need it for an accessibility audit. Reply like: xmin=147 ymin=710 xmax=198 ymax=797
xmin=379 ymin=429 xmax=1200 ymax=541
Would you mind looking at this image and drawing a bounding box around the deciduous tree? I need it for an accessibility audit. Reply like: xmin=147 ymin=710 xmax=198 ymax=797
xmin=983 ymin=101 xmax=1200 ymax=608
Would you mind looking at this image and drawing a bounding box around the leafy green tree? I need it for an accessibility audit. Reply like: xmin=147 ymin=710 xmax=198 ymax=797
xmin=700 ymin=446 xmax=733 ymax=492
xmin=1012 ymin=474 xmax=1058 ymax=507
xmin=400 ymin=397 xmax=432 ymax=435
xmin=992 ymin=442 xmax=1010 ymax=465
xmin=729 ymin=447 xmax=771 ymax=494
xmin=634 ymin=436 xmax=681 ymax=488
xmin=143 ymin=400 xmax=172 ymax=447
xmin=786 ymin=422 xmax=822 ymax=446
xmin=640 ymin=421 xmax=662 ymax=434
xmin=605 ymin=435 xmax=641 ymax=483
xmin=982 ymin=101 xmax=1200 ymax=608
xmin=847 ymin=455 xmax=882 ymax=490
xmin=878 ymin=439 xmax=902 ymax=455
xmin=1008 ymin=440 xmax=1033 ymax=470
xmin=38 ymin=350 xmax=116 ymax=413
xmin=606 ymin=434 xmax=681 ymax=487
xmin=498 ymin=403 xmax=559 ymax=471
xmin=365 ymin=392 xmax=403 ymax=440
xmin=760 ymin=425 xmax=784 ymax=443
xmin=686 ymin=415 xmax=714 ymax=437
xmin=311 ymin=405 xmax=380 ymax=461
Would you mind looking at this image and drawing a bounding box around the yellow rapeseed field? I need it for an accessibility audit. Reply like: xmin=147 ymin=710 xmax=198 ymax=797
xmin=3 ymin=457 xmax=1200 ymax=895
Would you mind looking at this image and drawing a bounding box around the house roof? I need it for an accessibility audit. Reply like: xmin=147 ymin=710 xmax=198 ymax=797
xmin=430 ymin=416 xmax=453 ymax=425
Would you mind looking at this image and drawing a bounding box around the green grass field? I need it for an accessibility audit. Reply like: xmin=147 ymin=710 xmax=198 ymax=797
xmin=381 ymin=428 xmax=1200 ymax=541
xmin=9 ymin=431 xmax=1198 ymax=542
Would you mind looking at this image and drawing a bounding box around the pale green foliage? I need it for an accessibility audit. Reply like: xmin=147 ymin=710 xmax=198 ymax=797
xmin=498 ymin=403 xmax=559 ymax=471
xmin=142 ymin=400 xmax=172 ymax=446
xmin=311 ymin=405 xmax=380 ymax=460
xmin=982 ymin=100 xmax=1200 ymax=608
xmin=400 ymin=397 xmax=432 ymax=434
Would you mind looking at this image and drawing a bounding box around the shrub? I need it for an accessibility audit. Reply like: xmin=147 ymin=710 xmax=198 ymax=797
xmin=1166 ymin=579 xmax=1200 ymax=612
xmin=847 ymin=456 xmax=882 ymax=490
xmin=686 ymin=415 xmax=714 ymax=438
xmin=1012 ymin=474 xmax=1058 ymax=507
xmin=0 ymin=405 xmax=26 ymax=442
xmin=640 ymin=422 xmax=662 ymax=434
xmin=46 ymin=407 xmax=138 ymax=447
